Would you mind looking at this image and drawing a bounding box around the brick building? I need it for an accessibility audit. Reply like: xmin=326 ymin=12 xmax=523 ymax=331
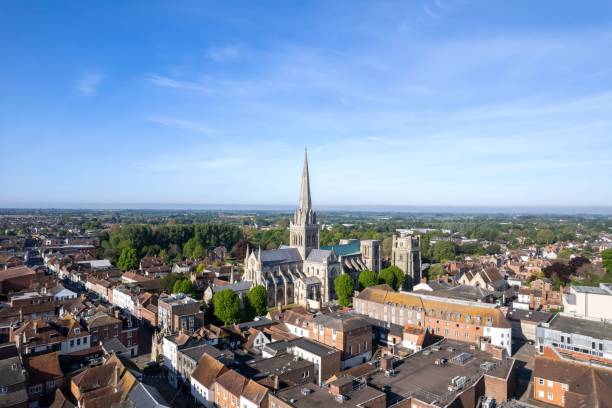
xmin=533 ymin=354 xmax=612 ymax=407
xmin=158 ymin=293 xmax=204 ymax=334
xmin=354 ymin=285 xmax=512 ymax=355
xmin=0 ymin=266 xmax=43 ymax=294
xmin=309 ymin=313 xmax=372 ymax=369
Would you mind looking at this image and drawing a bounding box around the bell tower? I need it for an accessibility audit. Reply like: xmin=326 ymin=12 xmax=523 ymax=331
xmin=290 ymin=149 xmax=320 ymax=259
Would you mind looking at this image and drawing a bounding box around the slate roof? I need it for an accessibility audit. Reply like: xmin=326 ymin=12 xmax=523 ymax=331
xmin=127 ymin=382 xmax=170 ymax=408
xmin=259 ymin=248 xmax=302 ymax=266
xmin=305 ymin=249 xmax=334 ymax=263
xmin=210 ymin=280 xmax=252 ymax=294
xmin=0 ymin=346 xmax=26 ymax=387
xmin=312 ymin=313 xmax=370 ymax=332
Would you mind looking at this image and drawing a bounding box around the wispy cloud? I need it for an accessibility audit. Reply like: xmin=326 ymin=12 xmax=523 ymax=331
xmin=146 ymin=116 xmax=213 ymax=134
xmin=207 ymin=45 xmax=241 ymax=62
xmin=75 ymin=73 xmax=103 ymax=96
xmin=422 ymin=0 xmax=452 ymax=19
xmin=145 ymin=74 xmax=209 ymax=92
xmin=423 ymin=4 xmax=441 ymax=19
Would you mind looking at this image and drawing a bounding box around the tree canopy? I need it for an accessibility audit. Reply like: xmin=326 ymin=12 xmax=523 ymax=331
xmin=334 ymin=274 xmax=354 ymax=307
xmin=213 ymin=289 xmax=241 ymax=325
xmin=117 ymin=247 xmax=139 ymax=271
xmin=101 ymin=223 xmax=242 ymax=264
xmin=246 ymin=285 xmax=268 ymax=317
xmin=358 ymin=270 xmax=378 ymax=290
xmin=172 ymin=278 xmax=195 ymax=296
xmin=431 ymin=241 xmax=456 ymax=263
xmin=428 ymin=263 xmax=446 ymax=279
xmin=378 ymin=267 xmax=398 ymax=290
xmin=603 ymin=249 xmax=612 ymax=274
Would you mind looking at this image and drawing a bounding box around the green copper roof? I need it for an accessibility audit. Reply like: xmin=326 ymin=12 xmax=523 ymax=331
xmin=321 ymin=240 xmax=361 ymax=256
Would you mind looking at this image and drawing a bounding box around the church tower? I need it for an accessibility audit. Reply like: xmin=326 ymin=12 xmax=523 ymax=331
xmin=290 ymin=149 xmax=320 ymax=259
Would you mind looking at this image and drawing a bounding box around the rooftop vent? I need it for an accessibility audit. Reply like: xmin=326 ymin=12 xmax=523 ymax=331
xmin=301 ymin=388 xmax=312 ymax=396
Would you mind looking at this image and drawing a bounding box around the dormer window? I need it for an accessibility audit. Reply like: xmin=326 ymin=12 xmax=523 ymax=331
xmin=74 ymin=328 xmax=80 ymax=335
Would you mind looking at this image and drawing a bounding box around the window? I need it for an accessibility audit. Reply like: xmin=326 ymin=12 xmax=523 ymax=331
xmin=70 ymin=340 xmax=74 ymax=347
xmin=538 ymin=378 xmax=544 ymax=385
xmin=77 ymin=338 xmax=81 ymax=346
xmin=562 ymin=384 xmax=568 ymax=391
xmin=538 ymin=390 xmax=544 ymax=398
xmin=547 ymin=380 xmax=553 ymax=387
xmin=547 ymin=392 xmax=553 ymax=400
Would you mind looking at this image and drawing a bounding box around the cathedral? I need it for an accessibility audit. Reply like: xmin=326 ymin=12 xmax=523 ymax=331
xmin=243 ymin=150 xmax=381 ymax=309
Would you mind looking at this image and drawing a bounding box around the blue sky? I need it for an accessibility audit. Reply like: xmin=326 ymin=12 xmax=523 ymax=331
xmin=1 ymin=1 xmax=612 ymax=208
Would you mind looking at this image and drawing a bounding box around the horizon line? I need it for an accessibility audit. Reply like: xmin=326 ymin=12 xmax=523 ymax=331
xmin=2 ymin=203 xmax=612 ymax=215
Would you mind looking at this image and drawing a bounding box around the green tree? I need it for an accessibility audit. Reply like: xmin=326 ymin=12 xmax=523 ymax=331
xmin=431 ymin=241 xmax=456 ymax=263
xmin=428 ymin=263 xmax=445 ymax=279
xmin=183 ymin=237 xmax=204 ymax=259
xmin=117 ymin=247 xmax=139 ymax=271
xmin=358 ymin=270 xmax=378 ymax=290
xmin=334 ymin=274 xmax=354 ymax=307
xmin=172 ymin=278 xmax=194 ymax=295
xmin=378 ymin=267 xmax=398 ymax=290
xmin=213 ymin=289 xmax=242 ymax=325
xmin=196 ymin=264 xmax=206 ymax=273
xmin=246 ymin=285 xmax=268 ymax=318
xmin=388 ymin=265 xmax=405 ymax=290
xmin=160 ymin=273 xmax=183 ymax=294
xmin=536 ymin=229 xmax=554 ymax=244
xmin=602 ymin=249 xmax=612 ymax=274
xmin=158 ymin=249 xmax=169 ymax=265
xmin=382 ymin=237 xmax=393 ymax=258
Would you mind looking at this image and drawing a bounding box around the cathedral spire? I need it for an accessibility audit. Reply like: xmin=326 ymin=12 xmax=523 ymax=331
xmin=290 ymin=148 xmax=320 ymax=259
xmin=297 ymin=148 xmax=312 ymax=223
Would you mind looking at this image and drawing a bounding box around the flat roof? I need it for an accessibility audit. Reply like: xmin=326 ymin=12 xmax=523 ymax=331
xmin=246 ymin=353 xmax=313 ymax=378
xmin=367 ymin=339 xmax=514 ymax=406
xmin=507 ymin=308 xmax=553 ymax=324
xmin=275 ymin=381 xmax=383 ymax=408
xmin=548 ymin=314 xmax=612 ymax=340
xmin=264 ymin=337 xmax=338 ymax=357
xmin=291 ymin=338 xmax=339 ymax=356
xmin=573 ymin=285 xmax=610 ymax=295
